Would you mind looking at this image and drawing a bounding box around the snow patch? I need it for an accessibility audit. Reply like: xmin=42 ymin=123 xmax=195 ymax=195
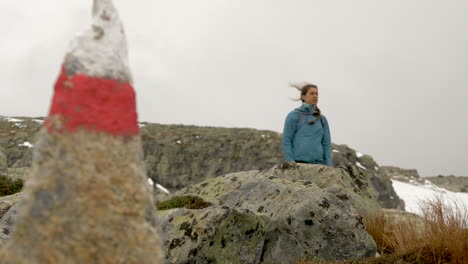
xmin=392 ymin=179 xmax=468 ymax=215
xmin=147 ymin=178 xmax=154 ymax=186
xmin=6 ymin=117 xmax=22 ymax=123
xmin=356 ymin=162 xmax=367 ymax=170
xmin=356 ymin=152 xmax=363 ymax=158
xmin=332 ymin=150 xmax=340 ymax=153
xmin=18 ymin=141 xmax=33 ymax=148
xmin=176 ymin=140 xmax=181 ymax=144
xmin=147 ymin=179 xmax=170 ymax=194
xmin=14 ymin=123 xmax=27 ymax=128
xmin=156 ymin=184 xmax=170 ymax=194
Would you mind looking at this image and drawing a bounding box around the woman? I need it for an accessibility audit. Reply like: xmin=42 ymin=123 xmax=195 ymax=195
xmin=282 ymin=83 xmax=332 ymax=165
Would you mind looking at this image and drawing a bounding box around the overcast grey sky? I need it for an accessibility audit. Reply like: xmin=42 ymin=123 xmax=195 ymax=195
xmin=0 ymin=0 xmax=467 ymax=176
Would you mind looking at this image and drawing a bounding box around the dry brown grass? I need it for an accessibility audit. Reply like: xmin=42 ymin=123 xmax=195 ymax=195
xmin=295 ymin=196 xmax=468 ymax=264
xmin=366 ymin=195 xmax=468 ymax=264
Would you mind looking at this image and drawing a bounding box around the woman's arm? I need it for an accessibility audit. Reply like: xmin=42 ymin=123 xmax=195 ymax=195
xmin=321 ymin=116 xmax=332 ymax=165
xmin=282 ymin=112 xmax=297 ymax=162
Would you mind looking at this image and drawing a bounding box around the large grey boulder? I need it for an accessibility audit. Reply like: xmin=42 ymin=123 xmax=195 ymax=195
xmin=160 ymin=206 xmax=268 ymax=264
xmin=177 ymin=164 xmax=377 ymax=262
xmin=269 ymin=163 xmax=381 ymax=213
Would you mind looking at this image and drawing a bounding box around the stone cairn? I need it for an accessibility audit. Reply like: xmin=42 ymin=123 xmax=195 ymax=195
xmin=0 ymin=0 xmax=163 ymax=263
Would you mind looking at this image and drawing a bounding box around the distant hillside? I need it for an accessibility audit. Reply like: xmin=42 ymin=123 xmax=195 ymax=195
xmin=0 ymin=115 xmax=404 ymax=209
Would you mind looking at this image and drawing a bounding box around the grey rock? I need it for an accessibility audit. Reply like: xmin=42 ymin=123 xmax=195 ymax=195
xmin=141 ymin=124 xmax=283 ymax=189
xmin=0 ymin=117 xmax=41 ymax=169
xmin=332 ymin=146 xmax=405 ymax=210
xmin=425 ymin=175 xmax=468 ymax=193
xmin=380 ymin=166 xmax=420 ymax=181
xmin=0 ymin=195 xmax=21 ymax=247
xmin=178 ymin=164 xmax=377 ymax=262
xmin=159 ymin=206 xmax=268 ymax=264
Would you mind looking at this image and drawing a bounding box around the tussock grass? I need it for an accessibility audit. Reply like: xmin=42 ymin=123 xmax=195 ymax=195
xmin=0 ymin=175 xmax=23 ymax=196
xmin=156 ymin=195 xmax=211 ymax=211
xmin=296 ymin=196 xmax=468 ymax=264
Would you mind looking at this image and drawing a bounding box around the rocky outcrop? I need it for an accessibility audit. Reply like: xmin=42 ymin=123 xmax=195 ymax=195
xmin=380 ymin=166 xmax=420 ymax=181
xmin=0 ymin=116 xmax=406 ymax=210
xmin=332 ymin=145 xmax=405 ymax=210
xmin=175 ymin=163 xmax=377 ymax=263
xmin=143 ymin=131 xmax=404 ymax=209
xmin=425 ymin=176 xmax=468 ymax=193
xmin=160 ymin=206 xmax=269 ymax=264
xmin=0 ymin=193 xmax=20 ymax=220
xmin=0 ymin=116 xmax=404 ymax=209
xmin=141 ymin=124 xmax=283 ymax=189
xmin=0 ymin=117 xmax=41 ymax=169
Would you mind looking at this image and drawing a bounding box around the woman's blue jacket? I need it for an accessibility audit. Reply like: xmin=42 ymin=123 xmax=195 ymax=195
xmin=282 ymin=105 xmax=332 ymax=165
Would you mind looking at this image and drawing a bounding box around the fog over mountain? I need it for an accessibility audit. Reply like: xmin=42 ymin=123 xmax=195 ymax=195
xmin=0 ymin=0 xmax=467 ymax=176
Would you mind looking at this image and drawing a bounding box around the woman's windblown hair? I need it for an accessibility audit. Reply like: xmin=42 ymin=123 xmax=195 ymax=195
xmin=289 ymin=82 xmax=321 ymax=125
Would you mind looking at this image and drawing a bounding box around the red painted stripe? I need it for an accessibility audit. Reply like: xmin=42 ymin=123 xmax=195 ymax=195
xmin=46 ymin=67 xmax=139 ymax=135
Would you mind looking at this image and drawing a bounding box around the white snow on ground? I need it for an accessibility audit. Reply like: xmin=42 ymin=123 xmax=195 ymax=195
xmin=356 ymin=162 xmax=367 ymax=170
xmin=147 ymin=178 xmax=154 ymax=186
xmin=14 ymin=123 xmax=27 ymax=128
xmin=156 ymin=184 xmax=170 ymax=194
xmin=356 ymin=151 xmax=363 ymax=158
xmin=332 ymin=150 xmax=340 ymax=153
xmin=392 ymin=179 xmax=468 ymax=216
xmin=33 ymin=119 xmax=44 ymax=124
xmin=6 ymin=117 xmax=22 ymax=123
xmin=18 ymin=141 xmax=33 ymax=148
xmin=147 ymin=178 xmax=171 ymax=194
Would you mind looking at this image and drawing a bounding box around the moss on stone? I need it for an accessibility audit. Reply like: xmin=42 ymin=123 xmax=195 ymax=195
xmin=203 ymin=210 xmax=268 ymax=263
xmin=157 ymin=195 xmax=211 ymax=211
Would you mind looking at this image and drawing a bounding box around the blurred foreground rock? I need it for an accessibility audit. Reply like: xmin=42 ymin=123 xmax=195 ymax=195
xmin=0 ymin=0 xmax=163 ymax=263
